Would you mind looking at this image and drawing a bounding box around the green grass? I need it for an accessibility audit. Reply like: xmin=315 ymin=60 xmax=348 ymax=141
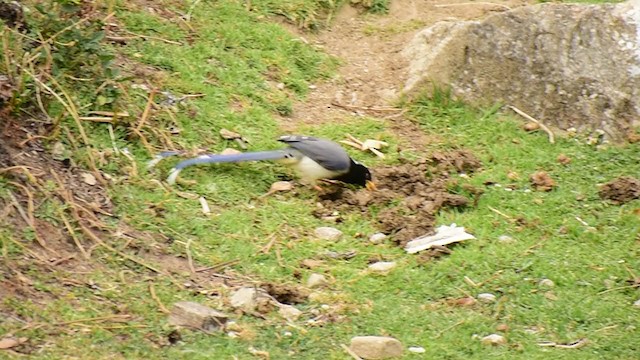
xmin=1 ymin=0 xmax=639 ymax=359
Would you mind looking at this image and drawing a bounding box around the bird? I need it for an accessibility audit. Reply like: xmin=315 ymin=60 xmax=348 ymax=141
xmin=165 ymin=135 xmax=375 ymax=189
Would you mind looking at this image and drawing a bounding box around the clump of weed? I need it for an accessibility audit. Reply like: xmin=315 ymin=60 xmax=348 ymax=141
xmin=1 ymin=0 xmax=122 ymax=119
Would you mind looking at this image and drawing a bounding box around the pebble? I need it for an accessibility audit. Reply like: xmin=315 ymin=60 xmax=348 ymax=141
xmin=306 ymin=273 xmax=328 ymax=288
xmin=477 ymin=293 xmax=497 ymax=303
xmin=633 ymin=299 xmax=640 ymax=308
xmin=350 ymin=336 xmax=403 ymax=359
xmin=314 ymin=227 xmax=343 ymax=241
xmin=407 ymin=346 xmax=426 ymax=353
xmin=230 ymin=287 xmax=261 ymax=311
xmin=369 ymin=233 xmax=387 ymax=244
xmin=368 ymin=261 xmax=397 ymax=272
xmin=81 ymin=173 xmax=97 ymax=186
xmin=498 ymin=235 xmax=515 ymax=243
xmin=278 ymin=305 xmax=303 ymax=321
xmin=167 ymin=301 xmax=228 ymax=332
xmin=481 ymin=334 xmax=507 ymax=346
xmin=539 ymin=278 xmax=555 ymax=288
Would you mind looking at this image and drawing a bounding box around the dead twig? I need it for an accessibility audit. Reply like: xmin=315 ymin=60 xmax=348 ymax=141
xmin=597 ymin=285 xmax=638 ymax=295
xmin=185 ymin=239 xmax=196 ymax=274
xmin=0 ymin=166 xmax=40 ymax=183
xmin=195 ymin=259 xmax=240 ymax=273
xmin=537 ymin=338 xmax=588 ymax=349
xmin=59 ymin=209 xmax=90 ymax=259
xmin=257 ymin=233 xmax=278 ymax=255
xmin=7 ymin=186 xmax=53 ymax=253
xmin=121 ymin=29 xmax=182 ymax=45
xmin=135 ymin=90 xmax=156 ymax=132
xmin=149 ymin=283 xmax=171 ymax=314
xmin=434 ymin=320 xmax=465 ymax=338
xmin=476 ymin=270 xmax=504 ymax=287
xmin=508 ymin=105 xmax=555 ymax=143
xmin=487 ymin=206 xmax=514 ymax=221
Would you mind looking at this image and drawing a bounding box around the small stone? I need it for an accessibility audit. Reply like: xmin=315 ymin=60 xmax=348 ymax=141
xmin=369 ymin=233 xmax=387 ymax=244
xmin=408 ymin=346 xmax=426 ymax=353
xmin=452 ymin=297 xmax=477 ymax=307
xmin=314 ymin=227 xmax=343 ymax=241
xmin=477 ymin=293 xmax=497 ymax=303
xmin=481 ymin=334 xmax=507 ymax=346
xmin=539 ymin=278 xmax=555 ymax=288
xmin=350 ymin=336 xmax=403 ymax=359
xmin=81 ymin=173 xmax=97 ymax=186
xmin=51 ymin=141 xmax=69 ymax=160
xmin=230 ymin=287 xmax=261 ymax=312
xmin=498 ymin=235 xmax=515 ymax=243
xmin=368 ymin=261 xmax=397 ymax=272
xmin=633 ymin=299 xmax=640 ymax=308
xmin=523 ymin=122 xmax=540 ymax=132
xmin=168 ymin=301 xmax=228 ymax=332
xmin=278 ymin=305 xmax=302 ymax=321
xmin=306 ymin=273 xmax=328 ymax=288
xmin=496 ymin=324 xmax=509 ymax=332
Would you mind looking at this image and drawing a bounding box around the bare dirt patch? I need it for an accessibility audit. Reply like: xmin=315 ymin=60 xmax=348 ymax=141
xmin=316 ymin=150 xmax=482 ymax=246
xmin=278 ymin=0 xmax=530 ymax=149
xmin=599 ymin=176 xmax=640 ymax=204
xmin=260 ymin=282 xmax=310 ymax=305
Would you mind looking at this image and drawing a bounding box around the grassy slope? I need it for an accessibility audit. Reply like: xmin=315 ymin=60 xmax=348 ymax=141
xmin=2 ymin=0 xmax=639 ymax=359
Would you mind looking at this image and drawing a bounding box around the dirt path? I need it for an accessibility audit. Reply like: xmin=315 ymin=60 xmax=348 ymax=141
xmin=280 ymin=0 xmax=529 ymax=146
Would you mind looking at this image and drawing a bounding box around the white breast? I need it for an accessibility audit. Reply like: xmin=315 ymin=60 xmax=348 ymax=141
xmin=290 ymin=156 xmax=345 ymax=184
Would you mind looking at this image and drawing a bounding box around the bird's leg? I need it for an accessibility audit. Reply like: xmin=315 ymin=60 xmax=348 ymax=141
xmin=313 ymin=179 xmax=340 ymax=191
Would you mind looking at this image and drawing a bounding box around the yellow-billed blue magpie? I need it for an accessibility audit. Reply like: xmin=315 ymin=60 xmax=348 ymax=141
xmin=165 ymin=135 xmax=375 ymax=189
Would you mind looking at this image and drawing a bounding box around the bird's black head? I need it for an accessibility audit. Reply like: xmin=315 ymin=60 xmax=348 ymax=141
xmin=335 ymin=159 xmax=372 ymax=187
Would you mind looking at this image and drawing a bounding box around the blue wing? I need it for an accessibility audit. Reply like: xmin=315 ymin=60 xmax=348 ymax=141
xmin=278 ymin=135 xmax=351 ymax=172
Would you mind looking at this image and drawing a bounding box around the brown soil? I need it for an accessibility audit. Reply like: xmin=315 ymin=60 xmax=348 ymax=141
xmin=599 ymin=176 xmax=640 ymax=204
xmin=278 ymin=0 xmax=529 ymax=150
xmin=316 ymin=150 xmax=482 ymax=246
xmin=530 ymin=171 xmax=556 ymax=192
xmin=260 ymin=282 xmax=310 ymax=305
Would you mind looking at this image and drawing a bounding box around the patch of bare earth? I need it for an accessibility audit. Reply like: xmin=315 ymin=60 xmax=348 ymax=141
xmin=599 ymin=176 xmax=640 ymax=204
xmin=315 ymin=150 xmax=483 ymax=246
xmin=278 ymin=0 xmax=530 ymax=149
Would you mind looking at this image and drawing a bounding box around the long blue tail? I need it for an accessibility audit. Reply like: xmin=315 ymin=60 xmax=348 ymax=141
xmin=167 ymin=150 xmax=288 ymax=184
xmin=173 ymin=150 xmax=287 ymax=170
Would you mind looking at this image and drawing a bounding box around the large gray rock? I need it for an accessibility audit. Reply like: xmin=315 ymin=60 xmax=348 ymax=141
xmin=403 ymin=0 xmax=640 ymax=140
